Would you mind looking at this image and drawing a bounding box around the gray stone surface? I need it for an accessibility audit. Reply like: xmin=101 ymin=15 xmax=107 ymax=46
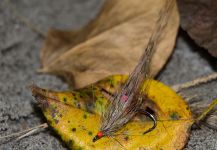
xmin=0 ymin=0 xmax=216 ymax=149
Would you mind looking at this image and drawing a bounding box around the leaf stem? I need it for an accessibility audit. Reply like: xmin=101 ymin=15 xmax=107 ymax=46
xmin=195 ymin=99 xmax=217 ymax=124
xmin=172 ymin=72 xmax=217 ymax=92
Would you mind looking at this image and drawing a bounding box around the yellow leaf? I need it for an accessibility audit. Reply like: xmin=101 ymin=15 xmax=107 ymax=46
xmin=39 ymin=0 xmax=179 ymax=89
xmin=30 ymin=76 xmax=193 ymax=150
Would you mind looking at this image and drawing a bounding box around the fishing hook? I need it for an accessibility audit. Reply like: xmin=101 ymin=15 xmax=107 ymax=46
xmin=138 ymin=109 xmax=157 ymax=134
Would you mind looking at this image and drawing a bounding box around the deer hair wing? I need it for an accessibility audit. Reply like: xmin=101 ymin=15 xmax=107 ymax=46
xmin=100 ymin=0 xmax=175 ymax=135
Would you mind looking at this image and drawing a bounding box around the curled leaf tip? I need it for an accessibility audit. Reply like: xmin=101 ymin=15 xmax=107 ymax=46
xmin=29 ymin=84 xmax=50 ymax=109
xmin=28 ymin=84 xmax=44 ymax=97
xmin=27 ymin=83 xmax=38 ymax=95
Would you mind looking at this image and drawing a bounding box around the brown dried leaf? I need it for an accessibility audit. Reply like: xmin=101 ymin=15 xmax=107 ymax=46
xmin=177 ymin=0 xmax=217 ymax=56
xmin=40 ymin=0 xmax=179 ymax=89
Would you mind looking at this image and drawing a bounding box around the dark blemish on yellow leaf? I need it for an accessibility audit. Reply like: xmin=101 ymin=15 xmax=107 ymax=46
xmin=68 ymin=140 xmax=74 ymax=146
xmin=79 ymin=91 xmax=88 ymax=98
xmin=73 ymin=101 xmax=81 ymax=108
xmin=50 ymin=107 xmax=58 ymax=118
xmin=170 ymin=112 xmax=180 ymax=120
xmin=68 ymin=121 xmax=70 ymax=123
xmin=51 ymin=113 xmax=55 ymax=119
xmin=77 ymin=103 xmax=81 ymax=109
xmin=108 ymin=79 xmax=115 ymax=88
xmin=72 ymin=128 xmax=76 ymax=132
xmin=88 ymin=131 xmax=93 ymax=136
xmin=51 ymin=110 xmax=56 ymax=118
xmin=83 ymin=114 xmax=87 ymax=119
xmin=98 ymin=100 xmax=103 ymax=105
xmin=54 ymin=119 xmax=59 ymax=124
xmin=63 ymin=97 xmax=67 ymax=102
xmin=86 ymin=102 xmax=93 ymax=109
xmin=59 ymin=114 xmax=63 ymax=118
xmin=124 ymin=136 xmax=129 ymax=141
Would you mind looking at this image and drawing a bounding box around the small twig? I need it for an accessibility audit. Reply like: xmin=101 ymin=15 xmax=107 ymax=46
xmin=0 ymin=123 xmax=48 ymax=142
xmin=15 ymin=128 xmax=38 ymax=141
xmin=195 ymin=99 xmax=217 ymax=124
xmin=4 ymin=0 xmax=46 ymax=38
xmin=172 ymin=73 xmax=217 ymax=92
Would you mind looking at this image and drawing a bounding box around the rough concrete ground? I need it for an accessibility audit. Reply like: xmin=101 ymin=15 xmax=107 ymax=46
xmin=0 ymin=0 xmax=216 ymax=149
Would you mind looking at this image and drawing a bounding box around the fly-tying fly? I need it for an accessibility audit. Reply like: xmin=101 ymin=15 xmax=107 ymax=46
xmin=93 ymin=0 xmax=175 ymax=142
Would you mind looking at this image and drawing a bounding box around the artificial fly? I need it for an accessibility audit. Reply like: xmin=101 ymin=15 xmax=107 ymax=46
xmin=93 ymin=0 xmax=175 ymax=142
